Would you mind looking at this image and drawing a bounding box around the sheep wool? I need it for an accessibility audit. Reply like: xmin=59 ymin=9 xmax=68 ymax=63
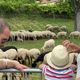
xmin=42 ymin=39 xmax=55 ymax=51
xmin=5 ymin=49 xmax=18 ymax=60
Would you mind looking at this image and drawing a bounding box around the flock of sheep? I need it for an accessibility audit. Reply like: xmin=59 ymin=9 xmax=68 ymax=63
xmin=9 ymin=30 xmax=57 ymax=41
xmin=0 ymin=39 xmax=55 ymax=80
xmin=0 ymin=39 xmax=55 ymax=66
xmin=8 ymin=24 xmax=80 ymax=42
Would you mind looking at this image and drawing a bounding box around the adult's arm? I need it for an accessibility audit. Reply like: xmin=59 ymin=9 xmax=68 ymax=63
xmin=0 ymin=59 xmax=28 ymax=71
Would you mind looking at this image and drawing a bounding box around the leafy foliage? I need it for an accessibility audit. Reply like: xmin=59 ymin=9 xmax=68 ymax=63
xmin=0 ymin=0 xmax=74 ymax=18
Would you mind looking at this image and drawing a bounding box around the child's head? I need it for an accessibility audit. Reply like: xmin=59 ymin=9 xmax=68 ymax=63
xmin=44 ymin=45 xmax=75 ymax=69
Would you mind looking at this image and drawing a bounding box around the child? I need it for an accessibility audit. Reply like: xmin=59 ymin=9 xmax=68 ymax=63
xmin=39 ymin=45 xmax=75 ymax=80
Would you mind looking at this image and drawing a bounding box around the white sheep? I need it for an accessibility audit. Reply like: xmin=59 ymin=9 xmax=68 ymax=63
xmin=0 ymin=49 xmax=3 ymax=52
xmin=18 ymin=48 xmax=29 ymax=60
xmin=69 ymin=31 xmax=80 ymax=39
xmin=57 ymin=31 xmax=67 ymax=38
xmin=17 ymin=37 xmax=23 ymax=42
xmin=41 ymin=39 xmax=55 ymax=52
xmin=17 ymin=31 xmax=26 ymax=40
xmin=60 ymin=25 xmax=67 ymax=32
xmin=28 ymin=48 xmax=41 ymax=65
xmin=0 ymin=51 xmax=7 ymax=59
xmin=29 ymin=48 xmax=41 ymax=59
xmin=32 ymin=31 xmax=43 ymax=40
xmin=17 ymin=48 xmax=29 ymax=65
xmin=42 ymin=30 xmax=52 ymax=38
xmin=48 ymin=32 xmax=57 ymax=39
xmin=46 ymin=24 xmax=54 ymax=31
xmin=0 ymin=49 xmax=17 ymax=60
xmin=46 ymin=24 xmax=60 ymax=32
xmin=9 ymin=31 xmax=16 ymax=41
xmin=5 ymin=49 xmax=18 ymax=60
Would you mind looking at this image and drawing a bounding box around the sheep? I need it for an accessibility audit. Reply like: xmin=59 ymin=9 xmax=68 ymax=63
xmin=41 ymin=39 xmax=55 ymax=52
xmin=9 ymin=31 xmax=16 ymax=41
xmin=5 ymin=49 xmax=18 ymax=60
xmin=51 ymin=25 xmax=60 ymax=32
xmin=29 ymin=48 xmax=41 ymax=59
xmin=17 ymin=31 xmax=26 ymax=40
xmin=57 ymin=31 xmax=67 ymax=38
xmin=32 ymin=31 xmax=43 ymax=40
xmin=32 ymin=51 xmax=50 ymax=67
xmin=0 ymin=49 xmax=18 ymax=60
xmin=0 ymin=51 xmax=7 ymax=59
xmin=0 ymin=46 xmax=18 ymax=59
xmin=22 ymin=31 xmax=30 ymax=40
xmin=48 ymin=32 xmax=57 ymax=39
xmin=46 ymin=24 xmax=60 ymax=32
xmin=46 ymin=24 xmax=54 ymax=31
xmin=9 ymin=31 xmax=18 ymax=41
xmin=69 ymin=31 xmax=80 ymax=39
xmin=28 ymin=48 xmax=41 ymax=65
xmin=42 ymin=30 xmax=56 ymax=39
xmin=0 ymin=47 xmax=18 ymax=80
xmin=41 ymin=30 xmax=54 ymax=38
xmin=0 ymin=49 xmax=3 ymax=52
xmin=17 ymin=48 xmax=29 ymax=65
xmin=60 ymin=25 xmax=68 ymax=32
xmin=17 ymin=37 xmax=23 ymax=42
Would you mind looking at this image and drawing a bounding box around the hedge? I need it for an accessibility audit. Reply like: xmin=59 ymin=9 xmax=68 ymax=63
xmin=0 ymin=0 xmax=74 ymax=18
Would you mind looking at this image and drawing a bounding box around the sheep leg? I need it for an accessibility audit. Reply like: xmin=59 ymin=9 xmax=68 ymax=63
xmin=2 ymin=73 xmax=8 ymax=80
xmin=12 ymin=73 xmax=17 ymax=80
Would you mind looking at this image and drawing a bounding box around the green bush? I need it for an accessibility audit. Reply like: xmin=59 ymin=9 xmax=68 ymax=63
xmin=0 ymin=0 xmax=74 ymax=18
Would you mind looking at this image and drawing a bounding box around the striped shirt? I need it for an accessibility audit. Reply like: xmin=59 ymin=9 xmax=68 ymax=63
xmin=42 ymin=64 xmax=74 ymax=80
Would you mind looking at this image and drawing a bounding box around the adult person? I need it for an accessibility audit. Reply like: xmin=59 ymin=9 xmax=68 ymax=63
xmin=0 ymin=18 xmax=28 ymax=71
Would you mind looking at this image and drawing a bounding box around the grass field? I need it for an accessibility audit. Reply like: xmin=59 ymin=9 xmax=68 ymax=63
xmin=1 ymin=13 xmax=79 ymax=49
xmin=2 ymin=14 xmax=74 ymax=32
xmin=5 ymin=38 xmax=80 ymax=49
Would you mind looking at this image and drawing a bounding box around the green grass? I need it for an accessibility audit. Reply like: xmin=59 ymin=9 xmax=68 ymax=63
xmin=5 ymin=39 xmax=47 ymax=49
xmin=5 ymin=38 xmax=80 ymax=49
xmin=2 ymin=14 xmax=74 ymax=32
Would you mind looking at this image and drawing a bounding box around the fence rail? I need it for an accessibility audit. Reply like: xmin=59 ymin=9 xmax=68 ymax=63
xmin=0 ymin=68 xmax=42 ymax=73
xmin=0 ymin=68 xmax=43 ymax=80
